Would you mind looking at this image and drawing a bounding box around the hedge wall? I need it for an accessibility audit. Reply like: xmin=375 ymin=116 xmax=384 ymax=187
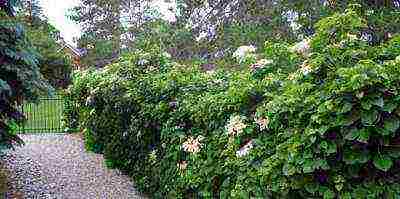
xmin=64 ymin=9 xmax=400 ymax=198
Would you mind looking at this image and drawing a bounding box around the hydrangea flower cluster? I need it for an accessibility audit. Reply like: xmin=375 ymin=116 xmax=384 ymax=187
xmin=250 ymin=59 xmax=274 ymax=72
xmin=177 ymin=161 xmax=188 ymax=171
xmin=346 ymin=33 xmax=358 ymax=40
xmin=233 ymin=45 xmax=257 ymax=63
xmin=137 ymin=59 xmax=149 ymax=66
xmin=299 ymin=61 xmax=313 ymax=75
xmin=226 ymin=115 xmax=247 ymax=137
xmin=182 ymin=136 xmax=204 ymax=154
xmin=149 ymin=149 xmax=157 ymax=163
xmin=236 ymin=139 xmax=254 ymax=158
xmin=255 ymin=116 xmax=269 ymax=131
xmin=289 ymin=38 xmax=311 ymax=57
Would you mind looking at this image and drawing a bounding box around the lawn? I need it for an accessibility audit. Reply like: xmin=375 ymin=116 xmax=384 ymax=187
xmin=19 ymin=96 xmax=64 ymax=133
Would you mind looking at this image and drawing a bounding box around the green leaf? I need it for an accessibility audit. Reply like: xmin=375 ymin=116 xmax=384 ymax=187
xmin=320 ymin=141 xmax=328 ymax=150
xmin=371 ymin=97 xmax=384 ymax=108
xmin=383 ymin=117 xmax=400 ymax=133
xmin=383 ymin=102 xmax=397 ymax=113
xmin=357 ymin=129 xmax=370 ymax=143
xmin=305 ymin=183 xmax=319 ymax=194
xmin=338 ymin=101 xmax=353 ymax=114
xmin=373 ymin=155 xmax=393 ymax=172
xmin=361 ymin=110 xmax=379 ymax=125
xmin=345 ymin=129 xmax=359 ymax=140
xmin=327 ymin=142 xmax=337 ymax=154
xmin=302 ymin=159 xmax=314 ymax=173
xmin=323 ymin=189 xmax=335 ymax=199
xmin=361 ymin=99 xmax=373 ymax=110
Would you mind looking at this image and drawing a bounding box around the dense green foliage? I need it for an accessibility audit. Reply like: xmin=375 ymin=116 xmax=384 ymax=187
xmin=0 ymin=2 xmax=52 ymax=151
xmin=64 ymin=8 xmax=400 ymax=198
xmin=23 ymin=18 xmax=73 ymax=88
xmin=70 ymin=0 xmax=400 ymax=69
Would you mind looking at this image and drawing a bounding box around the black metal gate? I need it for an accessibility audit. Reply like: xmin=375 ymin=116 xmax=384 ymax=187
xmin=18 ymin=96 xmax=64 ymax=133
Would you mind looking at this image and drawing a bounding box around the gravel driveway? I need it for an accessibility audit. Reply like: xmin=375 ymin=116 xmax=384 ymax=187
xmin=0 ymin=133 xmax=146 ymax=199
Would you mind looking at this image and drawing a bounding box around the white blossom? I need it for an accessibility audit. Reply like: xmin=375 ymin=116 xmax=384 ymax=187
xmin=288 ymin=73 xmax=297 ymax=81
xmin=233 ymin=45 xmax=257 ymax=63
xmin=149 ymin=149 xmax=157 ymax=162
xmin=162 ymin=52 xmax=172 ymax=58
xmin=255 ymin=116 xmax=269 ymax=131
xmin=396 ymin=55 xmax=400 ymax=62
xmin=236 ymin=140 xmax=254 ymax=158
xmin=85 ymin=96 xmax=93 ymax=106
xmin=300 ymin=61 xmax=313 ymax=75
xmin=182 ymin=136 xmax=204 ymax=154
xmin=206 ymin=70 xmax=216 ymax=76
xmin=177 ymin=161 xmax=188 ymax=171
xmin=250 ymin=59 xmax=274 ymax=71
xmin=138 ymin=59 xmax=149 ymax=66
xmin=196 ymin=32 xmax=208 ymax=42
xmin=289 ymin=39 xmax=311 ymax=57
xmin=226 ymin=115 xmax=247 ymax=137
xmin=347 ymin=33 xmax=358 ymax=40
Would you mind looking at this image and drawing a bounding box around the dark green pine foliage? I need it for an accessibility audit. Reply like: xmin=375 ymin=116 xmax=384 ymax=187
xmin=0 ymin=1 xmax=52 ymax=151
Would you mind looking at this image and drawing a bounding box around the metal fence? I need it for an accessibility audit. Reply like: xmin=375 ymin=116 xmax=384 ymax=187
xmin=18 ymin=96 xmax=64 ymax=133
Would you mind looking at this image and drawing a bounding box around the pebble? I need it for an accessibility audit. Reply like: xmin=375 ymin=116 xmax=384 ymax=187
xmin=0 ymin=133 xmax=145 ymax=199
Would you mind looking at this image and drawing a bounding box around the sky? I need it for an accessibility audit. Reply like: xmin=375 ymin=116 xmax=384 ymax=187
xmin=39 ymin=0 xmax=81 ymax=47
xmin=39 ymin=0 xmax=177 ymax=47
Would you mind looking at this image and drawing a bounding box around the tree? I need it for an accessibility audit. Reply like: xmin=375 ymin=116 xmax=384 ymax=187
xmin=69 ymin=0 xmax=123 ymax=56
xmin=24 ymin=20 xmax=73 ymax=88
xmin=0 ymin=0 xmax=52 ymax=150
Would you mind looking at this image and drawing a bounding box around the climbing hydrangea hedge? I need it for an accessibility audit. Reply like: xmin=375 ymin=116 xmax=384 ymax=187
xmin=64 ymin=9 xmax=400 ymax=198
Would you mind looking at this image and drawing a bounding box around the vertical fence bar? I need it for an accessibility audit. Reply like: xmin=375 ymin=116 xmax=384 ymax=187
xmin=50 ymin=98 xmax=53 ymax=133
xmin=17 ymin=95 xmax=64 ymax=134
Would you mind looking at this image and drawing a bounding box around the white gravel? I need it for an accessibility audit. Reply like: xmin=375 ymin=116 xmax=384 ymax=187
xmin=0 ymin=133 xmax=146 ymax=199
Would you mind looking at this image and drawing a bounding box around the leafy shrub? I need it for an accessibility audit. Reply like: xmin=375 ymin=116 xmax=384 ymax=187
xmin=65 ymin=8 xmax=400 ymax=198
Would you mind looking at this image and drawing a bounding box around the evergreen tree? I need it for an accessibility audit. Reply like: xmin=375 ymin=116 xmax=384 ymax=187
xmin=0 ymin=0 xmax=52 ymax=150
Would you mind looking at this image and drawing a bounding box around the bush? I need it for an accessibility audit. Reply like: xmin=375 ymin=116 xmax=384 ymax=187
xmin=65 ymin=9 xmax=400 ymax=198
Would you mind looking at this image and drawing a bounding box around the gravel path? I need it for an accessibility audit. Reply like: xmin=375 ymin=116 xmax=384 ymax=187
xmin=0 ymin=133 xmax=145 ymax=199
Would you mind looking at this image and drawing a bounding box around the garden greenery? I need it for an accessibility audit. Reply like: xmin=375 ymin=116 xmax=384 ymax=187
xmin=0 ymin=2 xmax=52 ymax=152
xmin=64 ymin=9 xmax=400 ymax=198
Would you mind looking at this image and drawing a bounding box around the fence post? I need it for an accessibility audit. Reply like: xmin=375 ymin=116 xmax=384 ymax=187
xmin=22 ymin=103 xmax=25 ymax=134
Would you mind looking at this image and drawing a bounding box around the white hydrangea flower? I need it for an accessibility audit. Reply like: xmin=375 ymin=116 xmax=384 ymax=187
xmin=289 ymin=39 xmax=311 ymax=57
xmin=250 ymin=59 xmax=273 ymax=71
xmin=347 ymin=33 xmax=358 ymax=40
xmin=300 ymin=61 xmax=313 ymax=75
xmin=233 ymin=45 xmax=257 ymax=63
xmin=177 ymin=161 xmax=188 ymax=171
xmin=206 ymin=70 xmax=216 ymax=76
xmin=236 ymin=140 xmax=254 ymax=158
xmin=87 ymin=44 xmax=95 ymax=49
xmin=287 ymin=72 xmax=298 ymax=81
xmin=137 ymin=59 xmax=149 ymax=66
xmin=182 ymin=136 xmax=204 ymax=154
xmin=226 ymin=115 xmax=247 ymax=137
xmin=255 ymin=116 xmax=269 ymax=131
xmin=162 ymin=52 xmax=172 ymax=58
xmin=149 ymin=149 xmax=157 ymax=163
xmin=85 ymin=96 xmax=93 ymax=106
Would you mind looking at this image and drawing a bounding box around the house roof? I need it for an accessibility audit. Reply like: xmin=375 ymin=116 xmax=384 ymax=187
xmin=57 ymin=40 xmax=85 ymax=57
